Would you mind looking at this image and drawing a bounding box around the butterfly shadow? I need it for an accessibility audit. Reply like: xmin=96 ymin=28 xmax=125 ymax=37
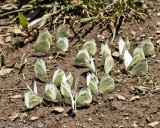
xmin=35 ymin=77 xmax=46 ymax=83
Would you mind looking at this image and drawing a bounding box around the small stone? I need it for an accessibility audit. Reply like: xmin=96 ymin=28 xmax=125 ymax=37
xmin=141 ymin=34 xmax=146 ymax=38
xmin=133 ymin=122 xmax=138 ymax=128
xmin=157 ymin=21 xmax=160 ymax=27
xmin=155 ymin=31 xmax=160 ymax=34
xmin=130 ymin=96 xmax=140 ymax=101
xmin=19 ymin=113 xmax=27 ymax=121
xmin=149 ymin=37 xmax=153 ymax=40
xmin=157 ymin=39 xmax=160 ymax=45
xmin=148 ymin=121 xmax=159 ymax=127
xmin=30 ymin=116 xmax=38 ymax=121
xmin=97 ymin=35 xmax=105 ymax=40
xmin=117 ymin=94 xmax=126 ymax=101
xmin=53 ymin=107 xmax=64 ymax=113
xmin=157 ymin=13 xmax=160 ymax=17
xmin=48 ymin=56 xmax=53 ymax=60
xmin=5 ymin=36 xmax=11 ymax=43
xmin=152 ymin=54 xmax=156 ymax=58
xmin=136 ymin=37 xmax=141 ymax=41
xmin=131 ymin=31 xmax=136 ymax=36
xmin=112 ymin=51 xmax=119 ymax=58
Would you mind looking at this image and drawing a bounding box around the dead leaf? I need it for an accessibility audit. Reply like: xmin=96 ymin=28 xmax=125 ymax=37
xmin=148 ymin=121 xmax=159 ymax=127
xmin=53 ymin=107 xmax=64 ymax=113
xmin=0 ymin=68 xmax=14 ymax=76
xmin=117 ymin=94 xmax=126 ymax=101
xmin=30 ymin=116 xmax=38 ymax=121
xmin=130 ymin=96 xmax=140 ymax=102
xmin=11 ymin=94 xmax=22 ymax=99
xmin=9 ymin=113 xmax=19 ymax=121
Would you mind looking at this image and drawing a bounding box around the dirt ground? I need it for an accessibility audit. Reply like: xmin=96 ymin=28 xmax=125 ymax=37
xmin=0 ymin=1 xmax=160 ymax=128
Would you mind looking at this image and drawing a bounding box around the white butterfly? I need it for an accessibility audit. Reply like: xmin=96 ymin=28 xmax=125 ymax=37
xmin=98 ymin=74 xmax=115 ymax=94
xmin=139 ymin=38 xmax=154 ymax=56
xmin=124 ymin=49 xmax=148 ymax=75
xmin=61 ymin=77 xmax=92 ymax=113
xmin=104 ymin=55 xmax=114 ymax=74
xmin=119 ymin=37 xmax=130 ymax=59
xmin=34 ymin=59 xmax=46 ymax=78
xmin=44 ymin=83 xmax=62 ymax=102
xmin=101 ymin=43 xmax=111 ymax=62
xmin=87 ymin=73 xmax=99 ymax=98
xmin=34 ymin=28 xmax=52 ymax=53
xmin=75 ymin=49 xmax=90 ymax=64
xmin=51 ymin=68 xmax=65 ymax=87
xmin=24 ymin=81 xmax=42 ymax=109
xmin=82 ymin=38 xmax=97 ymax=55
xmin=19 ymin=52 xmax=27 ymax=68
xmin=55 ymin=37 xmax=69 ymax=52
xmin=85 ymin=56 xmax=96 ymax=73
xmin=57 ymin=25 xmax=69 ymax=38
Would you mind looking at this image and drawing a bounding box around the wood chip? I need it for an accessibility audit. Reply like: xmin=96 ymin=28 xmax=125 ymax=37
xmin=148 ymin=121 xmax=159 ymax=127
xmin=30 ymin=116 xmax=38 ymax=121
xmin=117 ymin=94 xmax=126 ymax=101
xmin=11 ymin=94 xmax=22 ymax=99
xmin=53 ymin=107 xmax=64 ymax=113
xmin=130 ymin=96 xmax=140 ymax=101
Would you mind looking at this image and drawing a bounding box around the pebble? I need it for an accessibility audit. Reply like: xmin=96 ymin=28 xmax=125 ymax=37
xmin=148 ymin=121 xmax=159 ymax=127
xmin=130 ymin=96 xmax=140 ymax=101
xmin=112 ymin=51 xmax=119 ymax=58
xmin=141 ymin=34 xmax=146 ymax=38
xmin=5 ymin=36 xmax=11 ymax=43
xmin=157 ymin=21 xmax=160 ymax=27
xmin=155 ymin=31 xmax=160 ymax=34
xmin=157 ymin=39 xmax=160 ymax=45
xmin=30 ymin=116 xmax=38 ymax=121
xmin=131 ymin=31 xmax=136 ymax=36
xmin=117 ymin=94 xmax=126 ymax=101
xmin=157 ymin=13 xmax=160 ymax=17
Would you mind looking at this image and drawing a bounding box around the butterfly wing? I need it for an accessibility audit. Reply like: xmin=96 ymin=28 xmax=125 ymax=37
xmin=104 ymin=55 xmax=114 ymax=74
xmin=98 ymin=74 xmax=115 ymax=94
xmin=25 ymin=91 xmax=42 ymax=109
xmin=75 ymin=49 xmax=90 ymax=64
xmin=34 ymin=59 xmax=46 ymax=78
xmin=52 ymin=68 xmax=64 ymax=87
xmin=55 ymin=37 xmax=69 ymax=51
xmin=124 ymin=50 xmax=132 ymax=70
xmin=57 ymin=25 xmax=69 ymax=38
xmin=129 ymin=59 xmax=148 ymax=76
xmin=76 ymin=87 xmax=92 ymax=106
xmin=82 ymin=38 xmax=97 ymax=55
xmin=85 ymin=57 xmax=96 ymax=73
xmin=101 ymin=43 xmax=111 ymax=62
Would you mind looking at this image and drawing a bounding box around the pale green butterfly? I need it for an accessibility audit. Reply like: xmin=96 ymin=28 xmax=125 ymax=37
xmin=129 ymin=59 xmax=148 ymax=76
xmin=101 ymin=43 xmax=111 ymax=62
xmin=72 ymin=78 xmax=92 ymax=113
xmin=75 ymin=49 xmax=90 ymax=64
xmin=85 ymin=56 xmax=96 ymax=73
xmin=132 ymin=47 xmax=145 ymax=61
xmin=51 ymin=68 xmax=65 ymax=87
xmin=57 ymin=25 xmax=69 ymax=38
xmin=24 ymin=81 xmax=42 ymax=109
xmin=34 ymin=59 xmax=46 ymax=78
xmin=119 ymin=37 xmax=130 ymax=59
xmin=67 ymin=72 xmax=73 ymax=86
xmin=98 ymin=74 xmax=115 ymax=94
xmin=104 ymin=55 xmax=114 ymax=74
xmin=55 ymin=37 xmax=69 ymax=51
xmin=139 ymin=38 xmax=154 ymax=56
xmin=124 ymin=49 xmax=148 ymax=75
xmin=44 ymin=83 xmax=62 ymax=102
xmin=34 ymin=28 xmax=52 ymax=53
xmin=60 ymin=73 xmax=73 ymax=100
xmin=87 ymin=73 xmax=99 ymax=98
xmin=82 ymin=38 xmax=97 ymax=55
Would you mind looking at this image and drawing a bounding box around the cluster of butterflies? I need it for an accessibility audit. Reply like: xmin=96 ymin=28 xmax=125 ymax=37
xmin=24 ymin=25 xmax=154 ymax=113
xmin=25 ymin=67 xmax=115 ymax=113
xmin=34 ymin=25 xmax=69 ymax=53
xmin=119 ymin=37 xmax=154 ymax=75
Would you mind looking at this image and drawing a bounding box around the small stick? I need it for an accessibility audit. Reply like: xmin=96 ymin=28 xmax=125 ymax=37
xmin=0 ymin=88 xmax=28 ymax=91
